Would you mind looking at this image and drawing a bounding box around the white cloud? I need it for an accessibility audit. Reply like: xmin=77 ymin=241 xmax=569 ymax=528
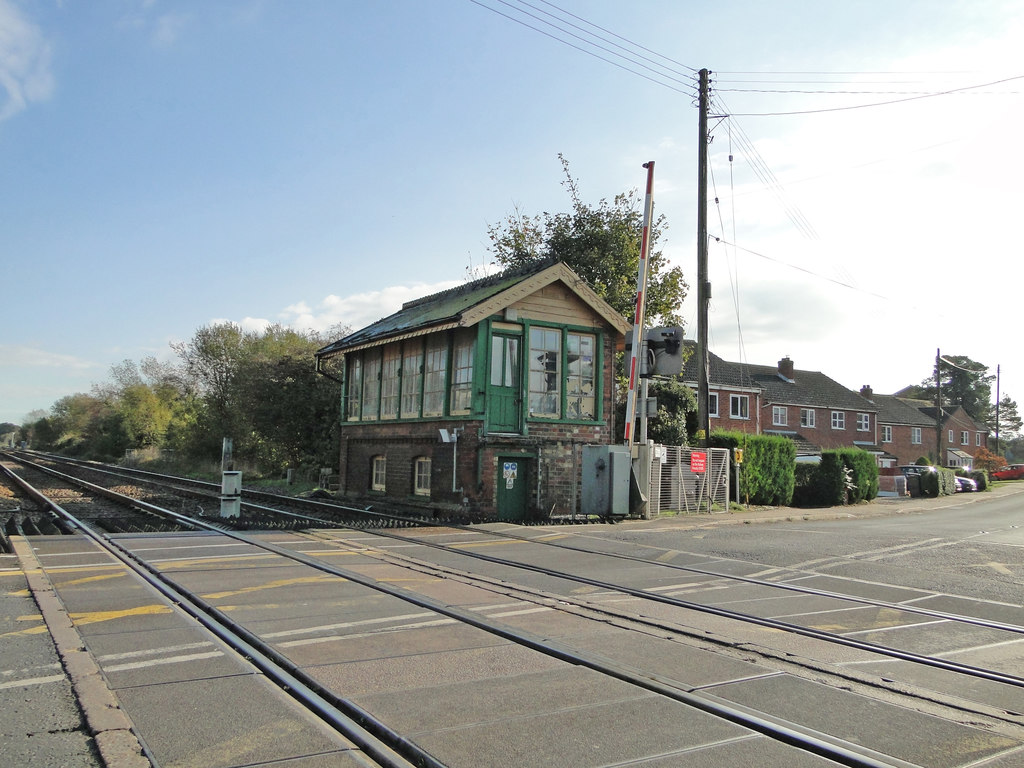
xmin=277 ymin=280 xmax=463 ymax=334
xmin=0 ymin=0 xmax=54 ymax=121
xmin=0 ymin=344 xmax=100 ymax=370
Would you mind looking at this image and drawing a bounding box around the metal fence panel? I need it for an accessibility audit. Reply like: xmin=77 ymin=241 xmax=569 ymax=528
xmin=648 ymin=445 xmax=730 ymax=514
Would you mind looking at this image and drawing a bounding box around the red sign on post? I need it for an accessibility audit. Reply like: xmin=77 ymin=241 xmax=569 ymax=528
xmin=690 ymin=451 xmax=707 ymax=473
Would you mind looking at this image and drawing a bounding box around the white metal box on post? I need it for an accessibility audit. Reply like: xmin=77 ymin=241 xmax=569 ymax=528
xmin=581 ymin=445 xmax=630 ymax=517
xmin=220 ymin=470 xmax=241 ymax=518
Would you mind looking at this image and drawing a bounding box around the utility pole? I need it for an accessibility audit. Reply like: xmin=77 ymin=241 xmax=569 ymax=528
xmin=995 ymin=363 xmax=1001 ymax=455
xmin=696 ymin=68 xmax=711 ymax=448
xmin=935 ymin=348 xmax=943 ymax=466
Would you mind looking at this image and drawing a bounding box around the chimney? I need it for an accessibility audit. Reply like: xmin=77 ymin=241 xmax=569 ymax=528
xmin=860 ymin=385 xmax=874 ymax=401
xmin=778 ymin=356 xmax=794 ymax=380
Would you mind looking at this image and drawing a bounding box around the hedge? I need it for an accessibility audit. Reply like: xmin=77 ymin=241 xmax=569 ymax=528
xmin=712 ymin=431 xmax=795 ymax=506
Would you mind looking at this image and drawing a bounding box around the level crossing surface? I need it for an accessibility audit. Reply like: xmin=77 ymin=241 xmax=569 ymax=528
xmin=6 ymin=489 xmax=1024 ymax=768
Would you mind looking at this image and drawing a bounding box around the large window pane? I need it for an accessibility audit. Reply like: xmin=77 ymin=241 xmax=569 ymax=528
xmin=380 ymin=345 xmax=400 ymax=419
xmin=529 ymin=327 xmax=561 ymax=418
xmin=422 ymin=336 xmax=447 ymax=417
xmin=400 ymin=344 xmax=423 ymax=418
xmin=346 ymin=355 xmax=362 ymax=421
xmin=566 ymin=332 xmax=595 ymax=420
xmin=361 ymin=352 xmax=381 ymax=420
xmin=450 ymin=330 xmax=475 ymax=414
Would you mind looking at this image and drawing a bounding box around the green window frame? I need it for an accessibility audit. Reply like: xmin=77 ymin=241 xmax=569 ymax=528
xmin=346 ymin=355 xmax=362 ymax=421
xmin=523 ymin=324 xmax=602 ymax=422
xmin=380 ymin=345 xmax=401 ymax=419
xmin=361 ymin=351 xmax=381 ymax=421
xmin=566 ymin=331 xmax=596 ymax=421
xmin=400 ymin=342 xmax=423 ymax=418
xmin=450 ymin=329 xmax=475 ymax=415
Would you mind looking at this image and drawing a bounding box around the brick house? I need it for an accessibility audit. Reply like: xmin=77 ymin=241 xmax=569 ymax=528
xmin=314 ymin=260 xmax=630 ymax=521
xmin=862 ymin=391 xmax=935 ymax=467
xmin=859 ymin=389 xmax=989 ymax=469
xmin=684 ymin=349 xmax=881 ymax=459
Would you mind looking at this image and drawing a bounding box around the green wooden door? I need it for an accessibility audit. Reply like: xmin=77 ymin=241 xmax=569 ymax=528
xmin=497 ymin=458 xmax=528 ymax=521
xmin=487 ymin=333 xmax=521 ymax=433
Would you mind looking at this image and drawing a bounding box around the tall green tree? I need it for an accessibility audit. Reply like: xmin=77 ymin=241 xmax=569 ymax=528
xmin=907 ymin=354 xmax=994 ymax=423
xmin=486 ymin=155 xmax=688 ymax=327
xmin=994 ymin=393 xmax=1022 ymax=442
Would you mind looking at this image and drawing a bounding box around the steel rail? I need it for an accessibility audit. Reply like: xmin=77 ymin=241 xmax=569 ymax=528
xmin=16 ymin=452 xmax=1024 ymax=688
xmin=5 ymin=456 xmax=922 ymax=768
xmin=0 ymin=461 xmax=436 ymax=768
xmin=34 ymin=452 xmax=1024 ymax=642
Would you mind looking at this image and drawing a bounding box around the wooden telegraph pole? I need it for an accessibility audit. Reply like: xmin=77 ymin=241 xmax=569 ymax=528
xmin=696 ymin=68 xmax=711 ymax=447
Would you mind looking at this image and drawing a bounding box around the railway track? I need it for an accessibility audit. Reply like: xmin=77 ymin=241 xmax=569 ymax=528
xmin=4 ymin=452 xmax=1024 ymax=766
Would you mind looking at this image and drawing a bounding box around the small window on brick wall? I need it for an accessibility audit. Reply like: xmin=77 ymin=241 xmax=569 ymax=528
xmin=371 ymin=455 xmax=386 ymax=491
xmin=414 ymin=457 xmax=431 ymax=496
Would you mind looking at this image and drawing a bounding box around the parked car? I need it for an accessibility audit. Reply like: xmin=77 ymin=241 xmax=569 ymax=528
xmin=897 ymin=465 xmax=936 ymax=477
xmin=954 ymin=475 xmax=977 ymax=492
xmin=991 ymin=464 xmax=1024 ymax=481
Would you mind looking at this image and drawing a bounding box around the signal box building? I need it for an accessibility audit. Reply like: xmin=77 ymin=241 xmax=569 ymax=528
xmin=315 ymin=260 xmax=631 ymax=521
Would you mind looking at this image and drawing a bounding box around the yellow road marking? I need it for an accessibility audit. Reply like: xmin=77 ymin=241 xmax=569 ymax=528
xmin=203 ymin=574 xmax=336 ymax=600
xmin=57 ymin=572 xmax=127 ymax=588
xmin=70 ymin=605 xmax=173 ymax=626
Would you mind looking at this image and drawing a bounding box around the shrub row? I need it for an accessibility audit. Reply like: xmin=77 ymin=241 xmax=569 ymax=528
xmin=711 ymin=431 xmax=795 ymax=506
xmin=792 ymin=448 xmax=879 ymax=507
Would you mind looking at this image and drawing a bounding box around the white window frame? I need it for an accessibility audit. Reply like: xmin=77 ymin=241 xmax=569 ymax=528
xmin=976 ymin=433 xmax=982 ymax=446
xmin=772 ymin=405 xmax=787 ymax=426
xmin=800 ymin=408 xmax=815 ymax=428
xmin=948 ymin=429 xmax=954 ymax=444
xmin=414 ymin=457 xmax=431 ymax=496
xmin=881 ymin=425 xmax=892 ymax=443
xmin=371 ymin=455 xmax=386 ymax=492
xmin=911 ymin=427 xmax=922 ymax=445
xmin=730 ymin=394 xmax=749 ymax=419
xmin=831 ymin=411 xmax=845 ymax=430
xmin=960 ymin=430 xmax=969 ymax=445
xmin=857 ymin=413 xmax=870 ymax=432
xmin=708 ymin=393 xmax=719 ymax=418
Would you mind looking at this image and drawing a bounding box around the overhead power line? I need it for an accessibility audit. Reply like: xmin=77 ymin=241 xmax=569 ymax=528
xmin=468 ymin=0 xmax=698 ymax=96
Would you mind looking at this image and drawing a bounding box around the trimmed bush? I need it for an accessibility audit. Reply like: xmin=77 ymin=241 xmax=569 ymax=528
xmin=792 ymin=448 xmax=879 ymax=507
xmin=969 ymin=469 xmax=989 ymax=491
xmin=711 ymin=431 xmax=795 ymax=506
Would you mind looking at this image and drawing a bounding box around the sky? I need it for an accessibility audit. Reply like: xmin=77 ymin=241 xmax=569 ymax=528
xmin=2 ymin=0 xmax=1022 ymax=426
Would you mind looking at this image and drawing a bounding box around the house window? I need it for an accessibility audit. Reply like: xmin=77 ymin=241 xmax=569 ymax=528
xmin=772 ymin=406 xmax=787 ymax=426
xmin=346 ymin=355 xmax=362 ymax=421
xmin=857 ymin=413 xmax=870 ymax=432
xmin=911 ymin=427 xmax=922 ymax=444
xmin=566 ymin=332 xmax=596 ymax=420
xmin=414 ymin=457 xmax=431 ymax=496
xmin=831 ymin=411 xmax=845 ymax=430
xmin=400 ymin=344 xmax=423 ymax=418
xmin=961 ymin=431 xmax=969 ymax=445
xmin=380 ymin=345 xmax=401 ymax=419
xmin=422 ymin=337 xmax=448 ymax=417
xmin=800 ymin=408 xmax=815 ymax=428
xmin=948 ymin=429 xmax=954 ymax=443
xmin=730 ymin=395 xmax=749 ymax=419
xmin=709 ymin=393 xmax=719 ymax=418
xmin=450 ymin=330 xmax=475 ymax=415
xmin=882 ymin=425 xmax=892 ymax=443
xmin=371 ymin=455 xmax=386 ymax=491
xmin=976 ymin=433 xmax=982 ymax=446
xmin=529 ymin=327 xmax=561 ymax=418
xmin=361 ymin=352 xmax=381 ymax=421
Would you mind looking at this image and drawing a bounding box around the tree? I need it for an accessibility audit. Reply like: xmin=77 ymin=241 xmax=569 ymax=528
xmin=487 ymin=155 xmax=688 ymax=327
xmin=910 ymin=354 xmax=994 ymax=423
xmin=973 ymin=446 xmax=1006 ymax=473
xmin=993 ymin=393 xmax=1022 ymax=444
